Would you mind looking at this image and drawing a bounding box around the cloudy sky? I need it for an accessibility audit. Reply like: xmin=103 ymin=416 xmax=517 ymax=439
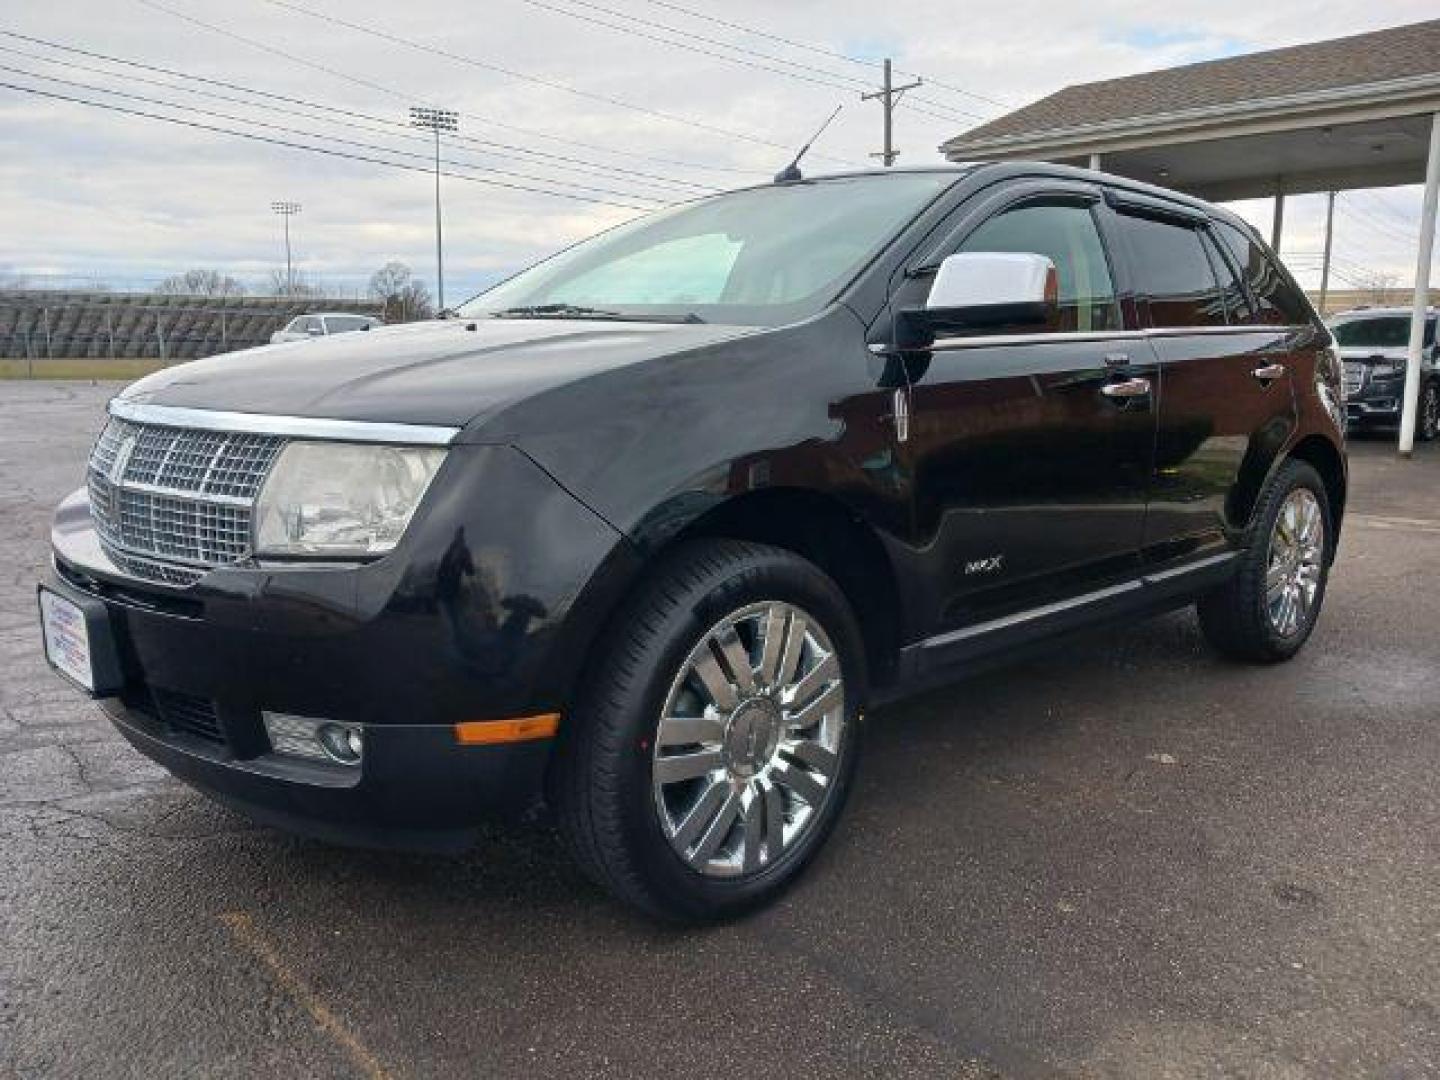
xmin=0 ymin=0 xmax=1435 ymax=302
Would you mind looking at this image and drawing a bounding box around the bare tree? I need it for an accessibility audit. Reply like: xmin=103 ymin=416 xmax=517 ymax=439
xmin=368 ymin=261 xmax=434 ymax=323
xmin=156 ymin=268 xmax=247 ymax=297
xmin=1351 ymin=269 xmax=1401 ymax=306
xmin=264 ymin=268 xmax=322 ymax=298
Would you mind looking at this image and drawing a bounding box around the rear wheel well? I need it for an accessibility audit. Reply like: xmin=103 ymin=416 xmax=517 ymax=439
xmin=1286 ymin=435 xmax=1347 ymax=554
xmin=666 ymin=489 xmax=903 ymax=689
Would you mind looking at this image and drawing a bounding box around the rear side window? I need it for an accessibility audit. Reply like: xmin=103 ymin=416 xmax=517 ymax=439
xmin=324 ymin=315 xmax=369 ymax=332
xmin=1213 ymin=221 xmax=1310 ymax=326
xmin=1201 ymin=229 xmax=1251 ymax=323
xmin=954 ymin=200 xmax=1120 ymax=333
xmin=1116 ymin=213 xmax=1225 ymax=328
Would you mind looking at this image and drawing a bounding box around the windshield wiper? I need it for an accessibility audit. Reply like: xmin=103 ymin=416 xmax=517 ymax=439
xmin=490 ymin=303 xmax=627 ymax=319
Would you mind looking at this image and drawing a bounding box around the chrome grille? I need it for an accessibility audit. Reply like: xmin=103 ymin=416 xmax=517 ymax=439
xmin=87 ymin=418 xmax=286 ymax=586
xmin=1343 ymin=362 xmax=1366 ymax=397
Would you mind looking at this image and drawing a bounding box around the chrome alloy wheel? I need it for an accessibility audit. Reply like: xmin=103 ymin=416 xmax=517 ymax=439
xmin=651 ymin=601 xmax=846 ymax=878
xmin=1266 ymin=488 xmax=1325 ymax=638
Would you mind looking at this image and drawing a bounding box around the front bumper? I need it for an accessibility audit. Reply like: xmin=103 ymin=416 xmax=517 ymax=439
xmin=45 ymin=443 xmax=641 ymax=848
xmin=46 ymin=566 xmax=553 ymax=849
xmin=1346 ymin=395 xmax=1402 ymax=425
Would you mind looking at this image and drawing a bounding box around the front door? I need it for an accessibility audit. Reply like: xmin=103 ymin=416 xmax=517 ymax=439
xmin=894 ymin=190 xmax=1158 ymax=636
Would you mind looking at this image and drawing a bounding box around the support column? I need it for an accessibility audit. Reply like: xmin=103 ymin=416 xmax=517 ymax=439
xmin=1271 ymin=187 xmax=1285 ymax=253
xmin=1318 ymin=190 xmax=1336 ymax=317
xmin=1399 ymin=111 xmax=1440 ymax=457
xmin=1088 ymin=152 xmax=1102 ymax=172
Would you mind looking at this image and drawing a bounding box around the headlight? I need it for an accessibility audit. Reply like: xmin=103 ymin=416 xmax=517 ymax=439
xmin=253 ymin=442 xmax=447 ymax=557
xmin=1371 ymin=362 xmax=1405 ymax=379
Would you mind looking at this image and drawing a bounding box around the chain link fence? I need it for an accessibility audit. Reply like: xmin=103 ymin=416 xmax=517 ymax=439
xmin=0 ymin=291 xmax=385 ymax=375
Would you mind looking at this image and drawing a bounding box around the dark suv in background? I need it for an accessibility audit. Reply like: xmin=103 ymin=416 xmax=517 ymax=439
xmin=1329 ymin=306 xmax=1439 ymax=440
xmin=39 ymin=164 xmax=1346 ymax=921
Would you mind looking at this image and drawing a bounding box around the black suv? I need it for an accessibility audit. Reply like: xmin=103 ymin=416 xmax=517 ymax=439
xmin=1329 ymin=306 xmax=1439 ymax=440
xmin=39 ymin=164 xmax=1346 ymax=921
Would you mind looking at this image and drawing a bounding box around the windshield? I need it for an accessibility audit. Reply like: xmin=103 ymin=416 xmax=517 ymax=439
xmin=459 ymin=173 xmax=959 ymax=326
xmin=1332 ymin=316 xmax=1435 ymax=348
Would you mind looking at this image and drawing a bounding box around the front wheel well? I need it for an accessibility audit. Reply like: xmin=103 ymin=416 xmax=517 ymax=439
xmin=664 ymin=488 xmax=904 ymax=689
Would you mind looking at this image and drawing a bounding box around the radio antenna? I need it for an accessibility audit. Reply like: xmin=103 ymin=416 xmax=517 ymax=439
xmin=774 ymin=104 xmax=843 ymax=184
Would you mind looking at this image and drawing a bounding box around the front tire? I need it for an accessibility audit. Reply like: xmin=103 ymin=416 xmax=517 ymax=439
xmin=552 ymin=539 xmax=865 ymax=922
xmin=1197 ymin=459 xmax=1331 ymax=663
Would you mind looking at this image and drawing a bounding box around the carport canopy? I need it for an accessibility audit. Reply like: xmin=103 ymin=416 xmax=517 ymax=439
xmin=940 ymin=19 xmax=1440 ymax=455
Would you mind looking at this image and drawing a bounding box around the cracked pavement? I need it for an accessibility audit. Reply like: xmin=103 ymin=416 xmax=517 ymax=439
xmin=2 ymin=380 xmax=1438 ymax=1078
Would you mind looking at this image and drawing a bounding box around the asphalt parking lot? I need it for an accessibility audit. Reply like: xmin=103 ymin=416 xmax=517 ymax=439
xmin=2 ymin=379 xmax=1438 ymax=1078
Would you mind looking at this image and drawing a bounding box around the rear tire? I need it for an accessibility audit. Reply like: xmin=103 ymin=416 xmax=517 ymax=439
xmin=1419 ymin=382 xmax=1439 ymax=442
xmin=552 ymin=539 xmax=865 ymax=922
xmin=1197 ymin=459 xmax=1331 ymax=663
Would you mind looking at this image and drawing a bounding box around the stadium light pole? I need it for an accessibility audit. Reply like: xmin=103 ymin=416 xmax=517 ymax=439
xmin=270 ymin=201 xmax=301 ymax=294
xmin=409 ymin=106 xmax=458 ymax=312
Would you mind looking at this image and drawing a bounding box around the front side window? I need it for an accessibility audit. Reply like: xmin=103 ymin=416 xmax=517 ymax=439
xmin=954 ymin=201 xmax=1120 ymax=333
xmin=460 ymin=173 xmax=960 ymax=327
xmin=1118 ymin=213 xmax=1225 ymax=328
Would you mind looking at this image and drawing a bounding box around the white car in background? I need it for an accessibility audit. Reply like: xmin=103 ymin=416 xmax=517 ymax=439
xmin=270 ymin=312 xmax=382 ymax=344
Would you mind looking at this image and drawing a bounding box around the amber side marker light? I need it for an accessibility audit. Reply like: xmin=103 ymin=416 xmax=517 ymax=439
xmin=454 ymin=713 xmax=560 ymax=746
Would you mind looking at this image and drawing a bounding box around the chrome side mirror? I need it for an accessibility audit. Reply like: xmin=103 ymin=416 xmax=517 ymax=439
xmin=896 ymin=251 xmax=1059 ymax=350
xmin=927 ymin=252 xmax=1057 ymax=317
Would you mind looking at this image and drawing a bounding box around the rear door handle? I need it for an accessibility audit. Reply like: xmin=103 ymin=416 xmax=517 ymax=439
xmin=1099 ymin=377 xmax=1151 ymax=399
xmin=1253 ymin=363 xmax=1286 ymax=383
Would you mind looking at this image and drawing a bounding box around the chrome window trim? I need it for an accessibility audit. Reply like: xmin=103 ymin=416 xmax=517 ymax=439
xmin=109 ymin=398 xmax=460 ymax=446
xmin=872 ymin=323 xmax=1304 ymax=353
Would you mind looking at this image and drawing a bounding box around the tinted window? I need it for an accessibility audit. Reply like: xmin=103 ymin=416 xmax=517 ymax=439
xmin=955 ymin=201 xmax=1119 ymax=333
xmin=324 ymin=315 xmax=370 ymax=333
xmin=1332 ymin=316 xmax=1436 ymax=348
xmin=1213 ymin=220 xmax=1310 ymax=326
xmin=1118 ymin=213 xmax=1225 ymax=328
xmin=1201 ymin=229 xmax=1250 ymax=323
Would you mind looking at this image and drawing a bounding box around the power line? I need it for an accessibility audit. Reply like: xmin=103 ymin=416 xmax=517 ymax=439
xmin=508 ymin=0 xmax=988 ymax=124
xmin=630 ymin=0 xmax=1010 ymax=109
xmin=1338 ymin=194 xmax=1420 ymax=246
xmin=0 ymin=80 xmax=657 ymax=211
xmin=1353 ymin=190 xmax=1417 ymax=231
xmin=248 ymin=0 xmax=859 ymax=163
xmin=60 ymin=16 xmax=752 ymax=179
xmin=1 ymin=62 xmax=671 ymax=205
xmin=0 ymin=34 xmax=716 ymax=196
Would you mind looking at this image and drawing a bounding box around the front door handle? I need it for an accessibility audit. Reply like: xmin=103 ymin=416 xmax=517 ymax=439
xmin=1100 ymin=377 xmax=1151 ymax=399
xmin=1253 ymin=363 xmax=1286 ymax=383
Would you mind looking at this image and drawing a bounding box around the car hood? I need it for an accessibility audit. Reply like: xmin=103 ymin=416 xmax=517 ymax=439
xmin=118 ymin=318 xmax=758 ymax=430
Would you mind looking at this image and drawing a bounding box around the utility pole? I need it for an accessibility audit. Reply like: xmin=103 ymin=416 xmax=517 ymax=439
xmin=409 ymin=106 xmax=459 ymax=312
xmin=862 ymin=59 xmax=922 ymax=167
xmin=270 ymin=201 xmax=301 ymax=294
xmin=1317 ymin=190 xmax=1336 ymax=317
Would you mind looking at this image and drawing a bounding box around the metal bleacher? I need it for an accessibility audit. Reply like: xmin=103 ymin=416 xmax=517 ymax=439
xmin=0 ymin=290 xmax=384 ymax=363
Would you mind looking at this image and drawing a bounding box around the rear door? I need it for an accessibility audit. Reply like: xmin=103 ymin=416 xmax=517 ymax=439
xmin=892 ymin=182 xmax=1159 ymax=633
xmin=1110 ymin=199 xmax=1302 ymax=561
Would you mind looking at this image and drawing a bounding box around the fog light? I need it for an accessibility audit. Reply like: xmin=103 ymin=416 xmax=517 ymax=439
xmin=263 ymin=712 xmax=363 ymax=767
xmin=317 ymin=722 xmax=363 ymax=765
